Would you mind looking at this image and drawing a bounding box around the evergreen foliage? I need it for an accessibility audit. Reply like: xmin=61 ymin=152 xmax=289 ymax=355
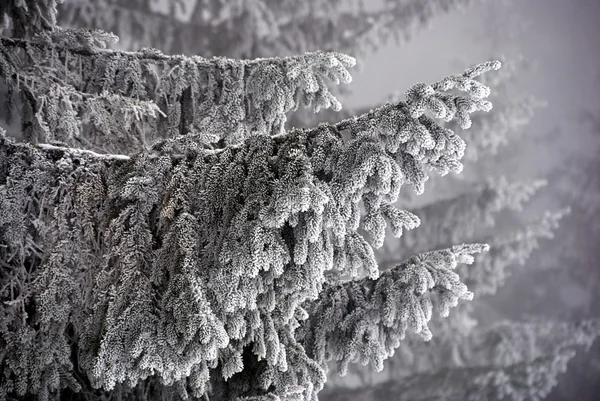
xmin=377 ymin=176 xmax=549 ymax=266
xmin=0 ymin=1 xmax=505 ymax=401
xmin=0 ymin=29 xmax=357 ymax=152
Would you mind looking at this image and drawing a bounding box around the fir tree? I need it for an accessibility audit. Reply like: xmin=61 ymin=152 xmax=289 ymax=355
xmin=0 ymin=2 xmax=504 ymax=401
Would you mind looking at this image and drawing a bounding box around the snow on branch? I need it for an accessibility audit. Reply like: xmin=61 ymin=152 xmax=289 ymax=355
xmin=322 ymin=319 xmax=600 ymax=401
xmin=1 ymin=27 xmax=357 ymax=150
xmin=297 ymin=243 xmax=489 ymax=377
xmin=24 ymin=60 xmax=501 ymax=183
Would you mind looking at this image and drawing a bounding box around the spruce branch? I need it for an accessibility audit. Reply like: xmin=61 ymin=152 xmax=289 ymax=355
xmin=297 ymin=243 xmax=489 ymax=377
xmin=25 ymin=60 xmax=501 ymax=168
xmin=459 ymin=95 xmax=546 ymax=161
xmin=1 ymin=28 xmax=358 ymax=149
xmin=0 ymin=34 xmax=357 ymax=69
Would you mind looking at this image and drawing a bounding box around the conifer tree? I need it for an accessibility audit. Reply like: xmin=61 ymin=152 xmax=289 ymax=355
xmin=0 ymin=2 xmax=503 ymax=401
xmin=90 ymin=2 xmax=595 ymax=398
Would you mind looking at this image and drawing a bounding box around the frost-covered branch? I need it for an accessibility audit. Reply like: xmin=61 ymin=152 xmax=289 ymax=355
xmin=323 ymin=350 xmax=576 ymax=401
xmin=0 ymin=34 xmax=355 ymax=67
xmin=33 ymin=142 xmax=132 ymax=161
xmin=55 ymin=0 xmax=484 ymax=59
xmin=24 ymin=60 xmax=501 ymax=184
xmin=458 ymin=95 xmax=546 ymax=162
xmin=378 ymin=207 xmax=568 ymax=297
xmin=334 ymin=209 xmax=571 ymax=387
xmin=1 ymin=28 xmax=357 ymax=150
xmin=297 ymin=244 xmax=489 ymax=377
